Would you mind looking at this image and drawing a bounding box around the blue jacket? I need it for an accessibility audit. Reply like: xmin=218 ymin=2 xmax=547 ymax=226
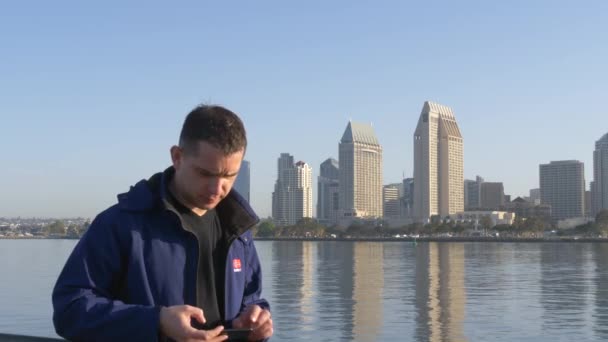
xmin=52 ymin=168 xmax=269 ymax=341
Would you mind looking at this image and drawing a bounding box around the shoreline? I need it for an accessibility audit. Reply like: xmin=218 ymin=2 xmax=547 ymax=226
xmin=0 ymin=236 xmax=79 ymax=240
xmin=254 ymin=236 xmax=608 ymax=243
xmin=2 ymin=236 xmax=607 ymax=243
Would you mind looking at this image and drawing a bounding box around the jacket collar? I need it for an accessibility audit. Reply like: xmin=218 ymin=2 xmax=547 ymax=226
xmin=117 ymin=167 xmax=259 ymax=236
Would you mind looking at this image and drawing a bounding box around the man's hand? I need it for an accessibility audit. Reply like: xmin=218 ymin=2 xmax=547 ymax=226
xmin=159 ymin=305 xmax=227 ymax=342
xmin=232 ymin=305 xmax=273 ymax=341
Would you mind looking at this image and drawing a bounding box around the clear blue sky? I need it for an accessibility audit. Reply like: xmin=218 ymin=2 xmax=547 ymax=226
xmin=1 ymin=1 xmax=607 ymax=219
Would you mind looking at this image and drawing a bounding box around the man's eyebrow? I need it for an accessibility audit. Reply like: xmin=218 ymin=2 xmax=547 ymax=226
xmin=194 ymin=166 xmax=239 ymax=177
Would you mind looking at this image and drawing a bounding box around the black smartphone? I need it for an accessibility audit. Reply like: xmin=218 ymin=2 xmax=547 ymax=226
xmin=222 ymin=328 xmax=253 ymax=341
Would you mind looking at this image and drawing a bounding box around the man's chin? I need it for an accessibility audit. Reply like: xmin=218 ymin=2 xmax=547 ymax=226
xmin=199 ymin=200 xmax=220 ymax=210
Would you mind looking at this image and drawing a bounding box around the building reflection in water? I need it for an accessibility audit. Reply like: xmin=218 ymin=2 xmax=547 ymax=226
xmin=266 ymin=240 xmax=608 ymax=340
xmin=300 ymin=241 xmax=316 ymax=327
xmin=593 ymin=244 xmax=608 ymax=340
xmin=273 ymin=240 xmax=466 ymax=341
xmin=540 ymin=243 xmax=593 ymax=338
xmin=415 ymin=242 xmax=467 ymax=342
xmin=315 ymin=241 xmax=356 ymax=340
xmin=271 ymin=241 xmax=309 ymax=338
xmin=352 ymin=242 xmax=384 ymax=342
xmin=269 ymin=240 xmax=320 ymax=339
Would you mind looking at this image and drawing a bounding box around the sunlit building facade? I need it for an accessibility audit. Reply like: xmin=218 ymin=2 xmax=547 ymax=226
xmin=413 ymin=101 xmax=464 ymax=222
xmin=339 ymin=121 xmax=383 ymax=219
xmin=593 ymin=133 xmax=608 ymax=216
xmin=272 ymin=153 xmax=313 ymax=226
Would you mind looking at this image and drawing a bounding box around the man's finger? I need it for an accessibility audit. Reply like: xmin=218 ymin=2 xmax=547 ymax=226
xmin=254 ymin=309 xmax=271 ymax=327
xmin=187 ymin=306 xmax=206 ymax=324
xmin=245 ymin=305 xmax=263 ymax=323
xmin=251 ymin=319 xmax=273 ymax=340
xmin=205 ymin=325 xmax=225 ymax=338
xmin=185 ymin=325 xmax=224 ymax=340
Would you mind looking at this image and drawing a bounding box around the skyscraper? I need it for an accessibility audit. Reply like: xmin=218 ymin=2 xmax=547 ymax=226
xmin=539 ymin=160 xmax=585 ymax=220
xmin=593 ymin=133 xmax=608 ymax=216
xmin=317 ymin=158 xmax=340 ymax=225
xmin=480 ymin=182 xmax=505 ymax=210
xmin=272 ymin=153 xmax=313 ymax=226
xmin=413 ymin=101 xmax=464 ymax=222
xmin=529 ymin=188 xmax=541 ymax=204
xmin=382 ymin=184 xmax=400 ymax=219
xmin=272 ymin=153 xmax=293 ymax=226
xmin=464 ymin=175 xmax=484 ymax=210
xmin=339 ymin=121 xmax=383 ymax=219
xmin=233 ymin=160 xmax=250 ymax=202
xmin=401 ymin=178 xmax=415 ymax=219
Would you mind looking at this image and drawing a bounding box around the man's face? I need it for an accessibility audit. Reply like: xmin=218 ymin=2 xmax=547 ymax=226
xmin=171 ymin=141 xmax=244 ymax=211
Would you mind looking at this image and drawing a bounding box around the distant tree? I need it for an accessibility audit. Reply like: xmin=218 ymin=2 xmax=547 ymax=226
xmin=452 ymin=224 xmax=468 ymax=235
xmin=325 ymin=225 xmax=344 ymax=238
xmin=596 ymin=209 xmax=608 ymax=235
xmin=256 ymin=221 xmax=275 ymax=237
xmin=423 ymin=223 xmax=436 ymax=234
xmin=292 ymin=218 xmax=326 ymax=237
xmin=436 ymin=223 xmax=452 ymax=234
xmin=408 ymin=222 xmax=424 ymax=234
xmin=47 ymin=220 xmax=66 ymax=235
xmin=511 ymin=216 xmax=525 ymax=230
xmin=66 ymin=225 xmax=80 ymax=238
xmin=479 ymin=215 xmax=494 ymax=231
xmin=430 ymin=215 xmax=442 ymax=225
xmin=374 ymin=221 xmax=388 ymax=236
xmin=597 ymin=209 xmax=608 ymax=221
xmin=494 ymin=224 xmax=512 ymax=234
xmin=522 ymin=216 xmax=549 ymax=233
xmin=574 ymin=222 xmax=596 ymax=236
xmin=296 ymin=218 xmax=316 ymax=226
xmin=346 ymin=223 xmax=363 ymax=236
xmin=393 ymin=225 xmax=409 ymax=235
xmin=81 ymin=220 xmax=91 ymax=234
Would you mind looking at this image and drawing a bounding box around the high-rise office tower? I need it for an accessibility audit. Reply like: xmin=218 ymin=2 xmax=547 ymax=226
xmin=383 ymin=184 xmax=400 ymax=219
xmin=233 ymin=160 xmax=250 ymax=202
xmin=480 ymin=182 xmax=505 ymax=210
xmin=272 ymin=153 xmax=293 ymax=226
xmin=529 ymin=188 xmax=541 ymax=204
xmin=339 ymin=121 xmax=383 ymax=219
xmin=272 ymin=153 xmax=313 ymax=226
xmin=464 ymin=175 xmax=484 ymax=210
xmin=317 ymin=158 xmax=340 ymax=225
xmin=413 ymin=101 xmax=464 ymax=222
xmin=539 ymin=160 xmax=585 ymax=220
xmin=585 ymin=190 xmax=592 ymax=218
xmin=401 ymin=178 xmax=415 ymax=219
xmin=593 ymin=133 xmax=608 ymax=216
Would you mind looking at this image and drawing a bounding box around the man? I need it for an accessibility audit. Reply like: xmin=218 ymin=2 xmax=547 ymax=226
xmin=52 ymin=105 xmax=273 ymax=341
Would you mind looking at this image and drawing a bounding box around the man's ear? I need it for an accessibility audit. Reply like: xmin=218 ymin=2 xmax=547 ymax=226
xmin=170 ymin=145 xmax=182 ymax=168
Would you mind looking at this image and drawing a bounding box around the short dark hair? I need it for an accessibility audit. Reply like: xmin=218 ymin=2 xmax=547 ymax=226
xmin=179 ymin=104 xmax=247 ymax=155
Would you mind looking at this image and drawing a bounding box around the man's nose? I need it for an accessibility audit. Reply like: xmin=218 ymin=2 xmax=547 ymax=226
xmin=208 ymin=177 xmax=223 ymax=195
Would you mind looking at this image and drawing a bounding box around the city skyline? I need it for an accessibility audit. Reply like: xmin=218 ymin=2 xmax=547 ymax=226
xmin=1 ymin=1 xmax=607 ymax=219
xmin=2 ymin=111 xmax=606 ymax=220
